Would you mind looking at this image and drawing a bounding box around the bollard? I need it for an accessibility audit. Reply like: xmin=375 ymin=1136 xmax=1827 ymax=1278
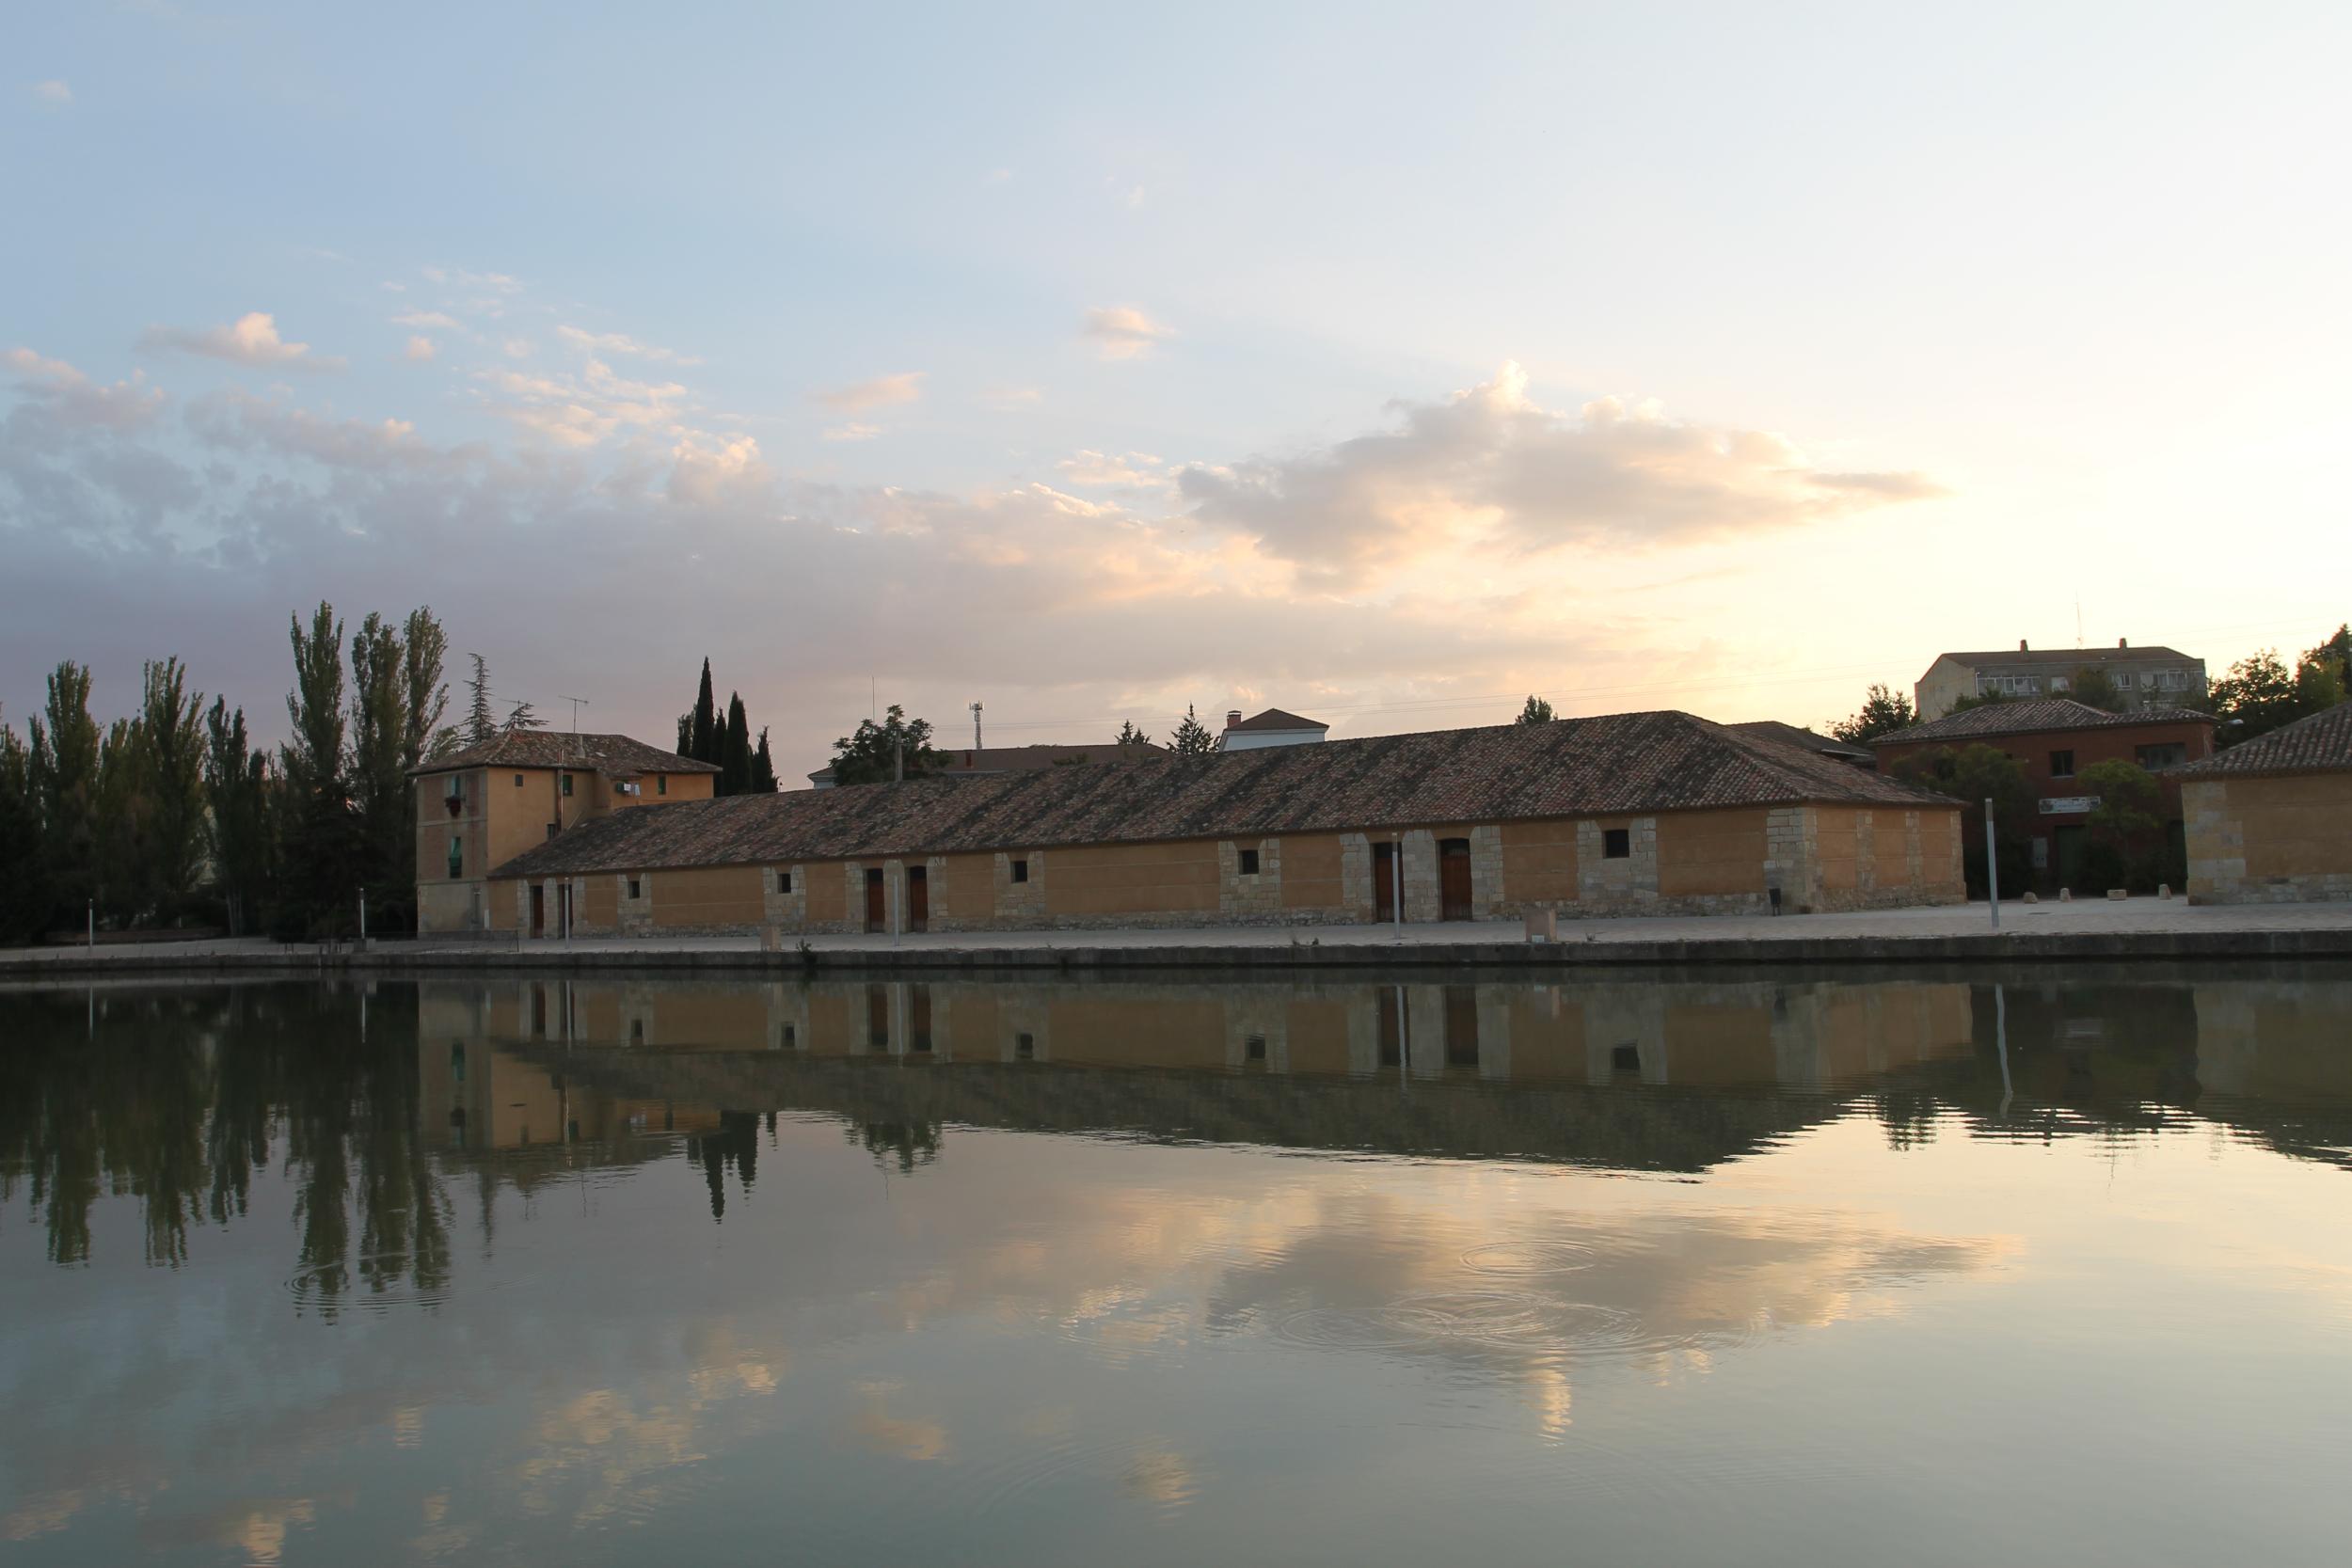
xmin=2158 ymin=883 xmax=2172 ymax=899
xmin=2106 ymin=888 xmax=2128 ymax=900
xmin=2059 ymin=888 xmax=2073 ymax=903
xmin=2023 ymin=891 xmax=2039 ymax=904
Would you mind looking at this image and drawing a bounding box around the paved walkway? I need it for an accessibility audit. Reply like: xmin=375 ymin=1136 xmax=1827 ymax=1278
xmin=7 ymin=897 xmax=2349 ymax=969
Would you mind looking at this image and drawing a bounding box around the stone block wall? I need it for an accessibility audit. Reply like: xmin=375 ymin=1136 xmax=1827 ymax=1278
xmin=2185 ymin=776 xmax=2352 ymax=903
xmin=762 ymin=865 xmax=808 ymax=930
xmin=1218 ymin=838 xmax=1284 ymax=920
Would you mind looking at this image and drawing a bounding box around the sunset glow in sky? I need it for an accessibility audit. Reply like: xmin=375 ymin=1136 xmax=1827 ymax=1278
xmin=5 ymin=3 xmax=2346 ymax=773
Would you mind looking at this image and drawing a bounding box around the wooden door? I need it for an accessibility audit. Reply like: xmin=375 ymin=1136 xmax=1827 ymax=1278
xmin=865 ymin=868 xmax=885 ymax=933
xmin=530 ymin=883 xmax=545 ymax=937
xmin=907 ymin=866 xmax=929 ymax=932
xmin=1373 ymin=842 xmax=1397 ymax=922
xmin=1438 ymin=839 xmax=1473 ymax=921
xmin=1444 ymin=985 xmax=1480 ymax=1067
xmin=1377 ymin=984 xmax=1408 ymax=1067
xmin=866 ymin=985 xmax=889 ymax=1049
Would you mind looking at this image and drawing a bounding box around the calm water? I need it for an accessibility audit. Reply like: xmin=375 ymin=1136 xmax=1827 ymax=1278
xmin=4 ymin=968 xmax=2350 ymax=1566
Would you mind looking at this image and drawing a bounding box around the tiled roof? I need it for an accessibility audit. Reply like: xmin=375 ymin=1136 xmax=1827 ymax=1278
xmin=1874 ymin=700 xmax=2214 ymax=748
xmin=2173 ymin=704 xmax=2352 ymax=780
xmin=1927 ymin=644 xmax=2197 ymax=670
xmin=492 ymin=710 xmax=1958 ymax=879
xmin=409 ymin=731 xmax=720 ymax=778
xmin=1224 ymin=706 xmax=1327 ymax=733
xmin=1728 ymin=721 xmax=1872 ymax=762
xmin=807 ymin=741 xmax=1167 ymax=784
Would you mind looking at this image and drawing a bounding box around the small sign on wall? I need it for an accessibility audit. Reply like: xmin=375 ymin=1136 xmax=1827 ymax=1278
xmin=2039 ymin=797 xmax=2097 ymax=815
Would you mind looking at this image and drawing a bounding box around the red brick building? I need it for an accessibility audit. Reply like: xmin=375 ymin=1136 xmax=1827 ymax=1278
xmin=1870 ymin=699 xmax=2214 ymax=889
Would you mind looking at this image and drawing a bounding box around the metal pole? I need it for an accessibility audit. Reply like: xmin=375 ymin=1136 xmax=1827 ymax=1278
xmin=358 ymin=887 xmax=367 ymax=948
xmin=1983 ymin=798 xmax=2000 ymax=930
xmin=87 ymin=899 xmax=93 ymax=950
xmin=1994 ymin=982 xmax=2012 ymax=1117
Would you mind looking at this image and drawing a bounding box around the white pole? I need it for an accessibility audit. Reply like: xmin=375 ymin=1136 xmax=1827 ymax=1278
xmin=358 ymin=887 xmax=367 ymax=948
xmin=87 ymin=899 xmax=93 ymax=950
xmin=1983 ymin=798 xmax=2000 ymax=930
xmin=1391 ymin=833 xmax=1404 ymax=932
xmin=1994 ymin=982 xmax=2012 ymax=1116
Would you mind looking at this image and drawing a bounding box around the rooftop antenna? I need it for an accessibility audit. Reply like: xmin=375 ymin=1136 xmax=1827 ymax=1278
xmin=970 ymin=701 xmax=983 ymax=751
xmin=2075 ymin=596 xmax=2083 ymax=648
xmin=560 ymin=695 xmax=588 ymax=734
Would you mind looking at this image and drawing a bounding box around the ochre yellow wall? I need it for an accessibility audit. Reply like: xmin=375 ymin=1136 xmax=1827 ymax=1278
xmin=487 ymin=879 xmax=517 ymax=928
xmin=1280 ymin=834 xmax=1347 ymax=910
xmin=1814 ymin=807 xmax=1864 ymax=893
xmin=1499 ymin=819 xmax=1580 ymax=903
xmin=1659 ymin=809 xmax=1770 ymax=896
xmin=2238 ymin=776 xmax=2352 ymax=879
xmin=1044 ymin=841 xmax=1219 ymax=917
xmin=651 ymin=866 xmax=765 ymax=927
xmin=1047 ymin=996 xmax=1230 ymax=1067
xmin=943 ymin=853 xmax=994 ymax=921
xmin=1284 ymin=997 xmax=1354 ymax=1072
xmin=582 ymin=876 xmax=618 ymax=928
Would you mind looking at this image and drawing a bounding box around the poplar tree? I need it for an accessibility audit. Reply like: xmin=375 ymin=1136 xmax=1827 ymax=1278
xmin=29 ymin=661 xmax=101 ymax=927
xmin=0 ymin=709 xmax=39 ymax=941
xmin=280 ymin=602 xmax=353 ymax=935
xmin=349 ymin=612 xmax=409 ymax=916
xmin=204 ymin=698 xmax=272 ymax=937
xmin=401 ymin=609 xmax=450 ymax=768
xmin=139 ymin=657 xmax=209 ymax=912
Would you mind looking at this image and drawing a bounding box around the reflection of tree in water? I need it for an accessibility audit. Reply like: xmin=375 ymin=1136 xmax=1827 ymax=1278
xmin=855 ymin=1119 xmax=942 ymax=1175
xmin=0 ymin=985 xmax=449 ymax=1317
xmin=686 ymin=1110 xmax=764 ymax=1220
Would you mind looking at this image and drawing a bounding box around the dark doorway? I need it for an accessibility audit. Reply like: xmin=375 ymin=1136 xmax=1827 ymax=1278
xmin=1438 ymin=838 xmax=1473 ymax=921
xmin=2053 ymin=826 xmax=2088 ymax=893
xmin=865 ymin=867 xmax=885 ymax=933
xmin=866 ymin=985 xmax=890 ymax=1050
xmin=907 ymin=865 xmax=929 ymax=932
xmin=1373 ymin=841 xmax=1398 ymax=922
xmin=1444 ymin=986 xmax=1480 ymax=1067
xmin=530 ymin=882 xmax=545 ymax=937
xmin=910 ymin=986 xmax=932 ymax=1052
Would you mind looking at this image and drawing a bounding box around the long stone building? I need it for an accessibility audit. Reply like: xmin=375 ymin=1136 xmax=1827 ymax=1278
xmin=440 ymin=711 xmax=1966 ymax=937
xmin=2178 ymin=704 xmax=2352 ymax=903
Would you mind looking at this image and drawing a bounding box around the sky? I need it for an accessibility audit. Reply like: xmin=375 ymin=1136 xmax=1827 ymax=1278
xmin=5 ymin=2 xmax=2348 ymax=779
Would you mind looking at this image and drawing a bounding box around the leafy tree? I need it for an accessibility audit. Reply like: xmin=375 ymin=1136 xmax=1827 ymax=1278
xmin=0 ymin=710 xmax=40 ymax=941
xmin=1517 ymin=695 xmax=1555 ymax=724
xmin=1170 ymin=705 xmax=1217 ymax=755
xmin=400 ymin=610 xmax=450 ymax=770
xmin=2307 ymin=623 xmax=2351 ymax=695
xmin=829 ymin=705 xmax=938 ymax=785
xmin=2066 ymin=666 xmax=2124 ymax=712
xmin=279 ymin=603 xmax=355 ymax=936
xmin=2079 ymin=758 xmax=2159 ymax=843
xmin=93 ymin=716 xmax=153 ymax=926
xmin=1888 ymin=742 xmax=2036 ymax=898
xmin=349 ymin=613 xmax=410 ymax=920
xmin=721 ymin=691 xmax=753 ymax=795
xmin=688 ymin=657 xmax=718 ymax=765
xmin=2206 ymin=646 xmax=2345 ymax=745
xmin=504 ymin=700 xmax=546 ymax=731
xmin=1116 ymin=720 xmax=1154 ymax=747
xmin=1829 ymin=684 xmax=1915 ymax=744
xmin=29 ymin=661 xmax=101 ymax=929
xmin=1945 ymin=689 xmax=2010 ymax=715
xmin=463 ymin=653 xmax=498 ymax=745
xmin=749 ymin=727 xmax=778 ymax=794
xmin=138 ymin=657 xmax=208 ymax=915
xmin=204 ymin=699 xmax=273 ymax=937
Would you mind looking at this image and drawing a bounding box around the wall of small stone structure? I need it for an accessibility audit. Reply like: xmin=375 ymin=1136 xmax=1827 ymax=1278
xmin=2185 ymin=776 xmax=2352 ymax=903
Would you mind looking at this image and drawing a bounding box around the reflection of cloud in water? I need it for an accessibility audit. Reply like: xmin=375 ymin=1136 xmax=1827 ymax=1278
xmin=1119 ymin=1446 xmax=1201 ymax=1514
xmin=846 ymin=1380 xmax=951 ymax=1462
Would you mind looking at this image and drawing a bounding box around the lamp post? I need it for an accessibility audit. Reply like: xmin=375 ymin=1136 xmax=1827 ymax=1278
xmin=1983 ymin=798 xmax=2000 ymax=931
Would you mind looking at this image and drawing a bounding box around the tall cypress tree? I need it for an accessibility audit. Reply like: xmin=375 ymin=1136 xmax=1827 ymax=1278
xmin=689 ymin=658 xmax=718 ymax=766
xmin=722 ymin=692 xmax=752 ymax=796
xmin=750 ymin=727 xmax=778 ymax=794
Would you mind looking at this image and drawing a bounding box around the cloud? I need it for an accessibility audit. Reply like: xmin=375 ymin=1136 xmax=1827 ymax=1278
xmin=138 ymin=312 xmax=344 ymax=372
xmin=981 ymin=385 xmax=1041 ymax=411
xmin=29 ymin=80 xmax=72 ymax=104
xmin=5 ymin=348 xmax=167 ymax=432
xmin=1057 ymin=450 xmax=1166 ymax=487
xmin=1178 ymin=361 xmax=1946 ymax=589
xmin=816 ymin=372 xmax=925 ymax=413
xmin=556 ymin=325 xmax=702 ymax=366
xmin=404 ymin=337 xmax=437 ymax=362
xmin=421 ymin=266 xmax=518 ymax=293
xmin=821 ymin=423 xmax=880 ymax=443
xmin=1081 ymin=306 xmax=1172 ymax=360
xmin=392 ymin=311 xmax=460 ymax=330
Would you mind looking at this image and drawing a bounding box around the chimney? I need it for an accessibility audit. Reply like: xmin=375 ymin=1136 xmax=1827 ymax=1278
xmin=2018 ymin=639 xmax=2028 ymax=652
xmin=1227 ymin=709 xmax=1243 ymax=728
xmin=2118 ymin=637 xmax=2128 ymax=649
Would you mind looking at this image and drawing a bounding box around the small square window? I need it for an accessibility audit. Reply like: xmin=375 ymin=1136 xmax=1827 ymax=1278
xmin=1602 ymin=828 xmax=1630 ymax=860
xmin=1612 ymin=1042 xmax=1641 ymax=1073
xmin=2116 ymin=673 xmax=2136 ymax=689
xmin=782 ymin=1023 xmax=797 ymax=1046
xmin=2049 ymin=750 xmax=2075 ymax=778
xmin=656 ymin=774 xmax=667 ymax=795
xmin=546 ymin=822 xmax=558 ymax=841
xmin=629 ymin=1019 xmax=644 ymax=1045
xmin=627 ymin=878 xmax=642 ymax=900
xmin=2137 ymin=742 xmax=2187 ymax=768
xmin=777 ymin=869 xmax=793 ymax=894
xmin=1245 ymin=1033 xmax=1266 ymax=1061
xmin=1010 ymin=858 xmax=1029 ymax=884
xmin=1016 ymin=1032 xmax=1035 ymax=1059
xmin=1238 ymin=847 xmax=1261 ymax=876
xmin=514 ymin=772 xmax=524 ymax=786
xmin=560 ymin=773 xmax=574 ymax=797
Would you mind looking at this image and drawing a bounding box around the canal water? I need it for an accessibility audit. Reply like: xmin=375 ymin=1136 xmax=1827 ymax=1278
xmin=3 ymin=968 xmax=2349 ymax=1566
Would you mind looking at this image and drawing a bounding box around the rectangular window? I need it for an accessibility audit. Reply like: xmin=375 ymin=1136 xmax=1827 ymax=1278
xmin=447 ymin=835 xmax=464 ymax=878
xmin=1016 ymin=1032 xmax=1035 ymax=1060
xmin=656 ymin=774 xmax=667 ymax=795
xmin=776 ymin=869 xmax=793 ymax=894
xmin=627 ymin=878 xmax=642 ymax=900
xmin=1238 ymin=847 xmax=1261 ymax=876
xmin=1245 ymin=1033 xmax=1266 ymax=1061
xmin=2137 ymin=742 xmax=2187 ymax=768
xmin=444 ymin=775 xmax=465 ymax=803
xmin=2049 ymin=750 xmax=2075 ymax=778
xmin=1010 ymin=858 xmax=1029 ymax=884
xmin=2116 ymin=673 xmax=2136 ymax=689
xmin=1612 ymin=1042 xmax=1642 ymax=1074
xmin=1602 ymin=828 xmax=1630 ymax=860
xmin=560 ymin=773 xmax=574 ymax=797
xmin=515 ymin=772 xmax=524 ymax=786
xmin=2051 ymin=675 xmax=2071 ymax=692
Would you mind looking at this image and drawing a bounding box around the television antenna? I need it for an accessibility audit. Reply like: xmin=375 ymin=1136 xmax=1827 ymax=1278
xmin=560 ymin=695 xmax=589 ymax=734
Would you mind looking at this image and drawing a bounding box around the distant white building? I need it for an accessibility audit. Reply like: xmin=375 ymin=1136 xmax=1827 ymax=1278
xmin=1219 ymin=707 xmax=1329 ymax=752
xmin=1914 ymin=639 xmax=2206 ymax=721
